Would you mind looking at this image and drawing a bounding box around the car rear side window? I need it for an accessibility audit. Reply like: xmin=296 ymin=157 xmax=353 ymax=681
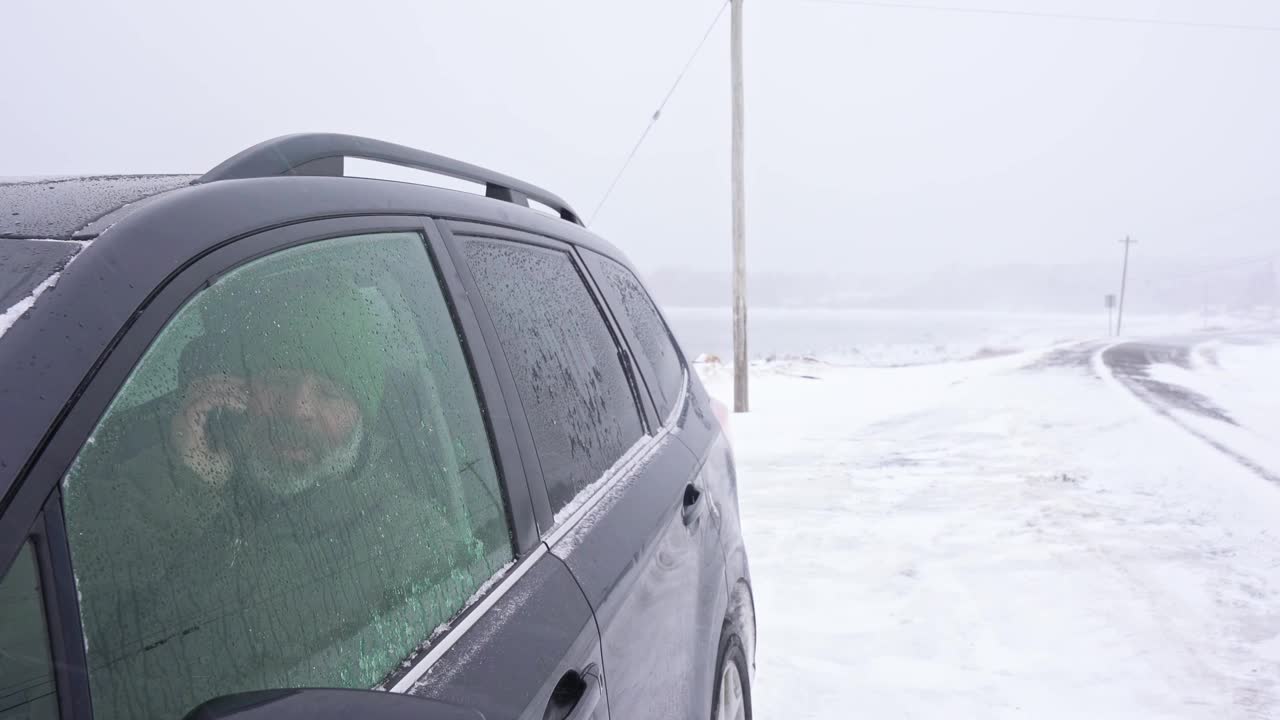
xmin=460 ymin=237 xmax=644 ymax=515
xmin=582 ymin=251 xmax=687 ymax=422
xmin=0 ymin=542 xmax=58 ymax=720
xmin=61 ymin=232 xmax=512 ymax=720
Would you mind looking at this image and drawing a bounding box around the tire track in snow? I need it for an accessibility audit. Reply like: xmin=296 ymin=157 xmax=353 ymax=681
xmin=1095 ymin=337 xmax=1280 ymax=486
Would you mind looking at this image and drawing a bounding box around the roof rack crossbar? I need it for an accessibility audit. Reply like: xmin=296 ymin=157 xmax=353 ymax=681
xmin=197 ymin=133 xmax=582 ymax=225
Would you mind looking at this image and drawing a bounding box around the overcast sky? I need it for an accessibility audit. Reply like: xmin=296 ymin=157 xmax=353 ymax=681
xmin=4 ymin=0 xmax=1278 ymax=275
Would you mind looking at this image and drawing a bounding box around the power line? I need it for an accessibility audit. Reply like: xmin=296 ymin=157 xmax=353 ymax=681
xmin=589 ymin=1 xmax=731 ymax=226
xmin=794 ymin=0 xmax=1280 ymax=33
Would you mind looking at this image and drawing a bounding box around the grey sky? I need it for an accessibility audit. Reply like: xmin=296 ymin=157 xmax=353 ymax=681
xmin=4 ymin=0 xmax=1278 ymax=275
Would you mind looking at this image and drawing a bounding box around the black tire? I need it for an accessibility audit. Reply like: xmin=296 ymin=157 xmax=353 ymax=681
xmin=710 ymin=627 xmax=753 ymax=720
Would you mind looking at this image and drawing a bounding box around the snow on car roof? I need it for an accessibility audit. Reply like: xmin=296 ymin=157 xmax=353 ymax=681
xmin=0 ymin=238 xmax=87 ymax=339
xmin=1 ymin=174 xmax=196 ymax=240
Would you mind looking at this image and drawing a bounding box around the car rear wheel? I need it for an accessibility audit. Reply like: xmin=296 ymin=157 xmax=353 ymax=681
xmin=711 ymin=630 xmax=752 ymax=720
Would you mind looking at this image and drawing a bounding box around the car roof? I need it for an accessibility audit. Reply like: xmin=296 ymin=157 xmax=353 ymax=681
xmin=0 ymin=175 xmax=199 ymax=241
xmin=0 ymin=138 xmax=635 ymax=505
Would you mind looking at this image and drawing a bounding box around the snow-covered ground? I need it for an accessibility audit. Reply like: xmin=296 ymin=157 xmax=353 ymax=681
xmin=699 ymin=332 xmax=1280 ymax=719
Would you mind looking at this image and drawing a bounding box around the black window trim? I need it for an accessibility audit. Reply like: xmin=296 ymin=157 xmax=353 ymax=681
xmin=436 ymin=222 xmax=554 ymax=535
xmin=420 ymin=218 xmax=539 ymax=555
xmin=0 ymin=497 xmax=92 ymax=720
xmin=6 ymin=215 xmax=541 ymax=718
xmin=575 ymin=247 xmax=692 ymax=430
xmin=572 ymin=246 xmax=663 ymax=425
xmin=39 ymin=494 xmax=93 ymax=719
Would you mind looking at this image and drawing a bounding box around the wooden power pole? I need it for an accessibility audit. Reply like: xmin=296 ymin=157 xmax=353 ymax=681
xmin=731 ymin=0 xmax=749 ymax=413
xmin=1116 ymin=236 xmax=1137 ymax=336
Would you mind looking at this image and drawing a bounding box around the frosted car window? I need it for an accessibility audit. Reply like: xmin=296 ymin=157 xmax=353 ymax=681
xmin=583 ymin=251 xmax=686 ymax=421
xmin=61 ymin=232 xmax=511 ymax=720
xmin=0 ymin=542 xmax=58 ymax=719
xmin=461 ymin=238 xmax=644 ymax=514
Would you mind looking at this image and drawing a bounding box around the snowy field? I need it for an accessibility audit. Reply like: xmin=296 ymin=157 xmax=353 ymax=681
xmin=697 ymin=324 xmax=1280 ymax=719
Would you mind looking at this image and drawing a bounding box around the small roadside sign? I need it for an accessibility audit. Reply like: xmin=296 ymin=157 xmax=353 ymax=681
xmin=1105 ymin=294 xmax=1116 ymax=309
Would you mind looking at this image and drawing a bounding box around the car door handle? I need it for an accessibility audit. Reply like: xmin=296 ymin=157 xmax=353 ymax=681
xmin=555 ymin=667 xmax=603 ymax=720
xmin=682 ymin=483 xmax=706 ymax=526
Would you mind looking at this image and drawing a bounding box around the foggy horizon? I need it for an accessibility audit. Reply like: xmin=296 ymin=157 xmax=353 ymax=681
xmin=4 ymin=0 xmax=1278 ymax=279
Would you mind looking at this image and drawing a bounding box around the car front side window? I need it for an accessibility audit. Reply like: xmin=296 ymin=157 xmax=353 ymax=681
xmin=61 ymin=231 xmax=512 ymax=720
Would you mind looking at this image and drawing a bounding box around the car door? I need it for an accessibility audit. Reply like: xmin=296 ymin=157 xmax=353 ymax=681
xmin=0 ymin=216 xmax=606 ymax=720
xmin=441 ymin=221 xmax=729 ymax=719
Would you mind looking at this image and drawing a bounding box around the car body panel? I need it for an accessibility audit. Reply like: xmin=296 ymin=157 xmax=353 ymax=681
xmin=542 ymin=407 xmax=729 ymax=719
xmin=400 ymin=548 xmax=607 ymax=720
xmin=671 ymin=369 xmax=757 ymax=671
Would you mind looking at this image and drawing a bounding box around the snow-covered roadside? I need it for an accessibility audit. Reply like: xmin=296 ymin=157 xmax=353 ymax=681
xmin=1140 ymin=336 xmax=1280 ymax=481
xmin=700 ymin=343 xmax=1280 ymax=719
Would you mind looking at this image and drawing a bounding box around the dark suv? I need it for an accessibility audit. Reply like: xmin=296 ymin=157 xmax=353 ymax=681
xmin=0 ymin=135 xmax=754 ymax=720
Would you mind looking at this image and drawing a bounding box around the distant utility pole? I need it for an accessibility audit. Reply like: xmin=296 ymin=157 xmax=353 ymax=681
xmin=1115 ymin=236 xmax=1137 ymax=336
xmin=731 ymin=0 xmax=749 ymax=413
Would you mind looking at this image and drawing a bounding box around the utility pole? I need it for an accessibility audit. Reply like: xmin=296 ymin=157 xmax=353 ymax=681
xmin=1116 ymin=236 xmax=1137 ymax=336
xmin=731 ymin=0 xmax=749 ymax=413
